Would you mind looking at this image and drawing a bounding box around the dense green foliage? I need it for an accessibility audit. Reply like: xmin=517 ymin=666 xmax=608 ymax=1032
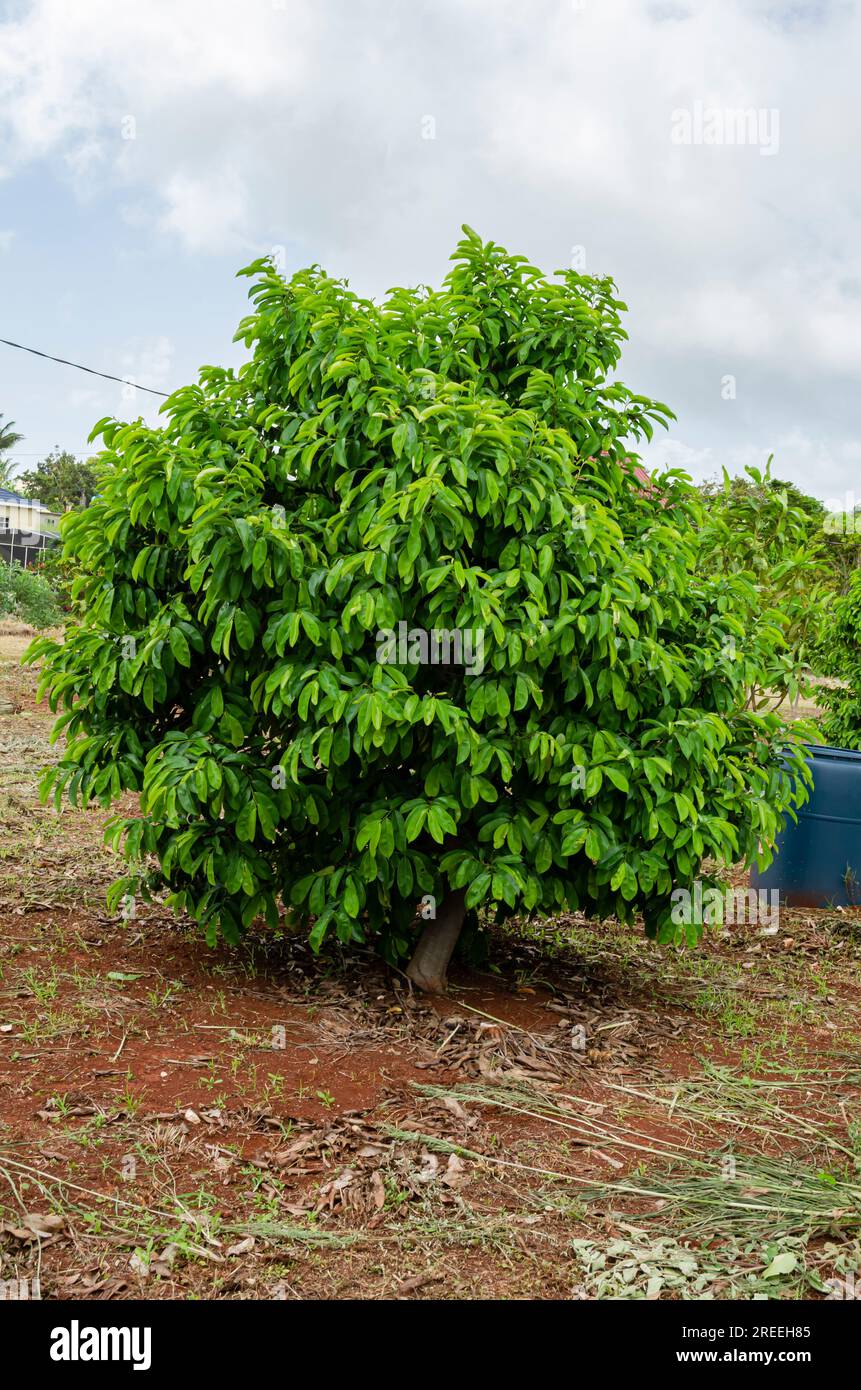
xmin=29 ymin=546 xmax=75 ymax=617
xmin=0 ymin=558 xmax=62 ymax=629
xmin=697 ymin=463 xmax=831 ymax=682
xmin=16 ymin=448 xmax=98 ymax=512
xmin=699 ymin=464 xmax=861 ymax=620
xmin=26 ymin=230 xmax=811 ymax=956
xmin=818 ymin=504 xmax=861 ymax=596
xmin=817 ymin=574 xmax=861 ymax=748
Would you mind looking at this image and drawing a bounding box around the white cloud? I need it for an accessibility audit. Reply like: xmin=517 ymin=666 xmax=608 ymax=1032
xmin=1 ymin=0 xmax=860 ymax=494
xmin=112 ymin=335 xmax=174 ymax=427
xmin=157 ymin=170 xmax=250 ymax=255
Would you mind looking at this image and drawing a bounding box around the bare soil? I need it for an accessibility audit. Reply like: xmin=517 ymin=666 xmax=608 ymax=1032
xmin=1 ymin=641 xmax=860 ymax=1301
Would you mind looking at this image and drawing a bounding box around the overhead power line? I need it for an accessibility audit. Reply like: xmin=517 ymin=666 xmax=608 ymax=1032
xmin=0 ymin=336 xmax=171 ymax=398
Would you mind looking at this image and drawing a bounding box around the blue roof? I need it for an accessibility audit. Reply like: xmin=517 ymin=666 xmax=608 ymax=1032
xmin=0 ymin=487 xmax=51 ymax=509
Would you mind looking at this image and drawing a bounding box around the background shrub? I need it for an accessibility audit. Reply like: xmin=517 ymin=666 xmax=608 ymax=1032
xmin=0 ymin=557 xmax=63 ymax=629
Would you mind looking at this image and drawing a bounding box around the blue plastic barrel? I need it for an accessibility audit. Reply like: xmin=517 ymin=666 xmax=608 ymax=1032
xmin=751 ymin=743 xmax=861 ymax=907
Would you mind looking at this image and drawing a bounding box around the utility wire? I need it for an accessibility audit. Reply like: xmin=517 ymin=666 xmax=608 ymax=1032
xmin=0 ymin=336 xmax=171 ymax=398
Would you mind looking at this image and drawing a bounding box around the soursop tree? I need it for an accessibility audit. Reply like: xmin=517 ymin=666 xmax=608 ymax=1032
xmin=26 ymin=228 xmax=811 ymax=991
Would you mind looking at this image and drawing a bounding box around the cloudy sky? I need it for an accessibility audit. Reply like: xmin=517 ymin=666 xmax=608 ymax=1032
xmin=0 ymin=0 xmax=858 ymax=503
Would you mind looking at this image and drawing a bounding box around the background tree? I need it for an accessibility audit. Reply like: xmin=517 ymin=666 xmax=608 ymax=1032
xmin=16 ymin=448 xmax=98 ymax=511
xmin=699 ymin=467 xmax=861 ymax=598
xmin=697 ymin=463 xmax=832 ymax=690
xmin=814 ymin=573 xmax=861 ymax=747
xmin=0 ymin=414 xmax=23 ymax=488
xmin=27 ymin=230 xmax=812 ymax=991
xmin=819 ymin=505 xmax=861 ymax=595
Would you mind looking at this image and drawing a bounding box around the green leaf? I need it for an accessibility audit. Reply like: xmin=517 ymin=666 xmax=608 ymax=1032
xmin=344 ymin=877 xmax=360 ymax=918
xmin=234 ymin=609 xmax=255 ymax=651
xmin=168 ymin=627 xmax=191 ymax=667
xmin=236 ymin=802 xmax=257 ymax=842
xmin=762 ymin=1252 xmax=798 ymax=1279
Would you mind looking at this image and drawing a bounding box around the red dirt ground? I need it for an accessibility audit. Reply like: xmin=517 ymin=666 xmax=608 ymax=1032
xmin=1 ymin=631 xmax=860 ymax=1300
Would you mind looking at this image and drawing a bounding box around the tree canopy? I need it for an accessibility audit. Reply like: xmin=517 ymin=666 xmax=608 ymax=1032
xmin=26 ymin=228 xmax=811 ymax=989
xmin=16 ymin=448 xmax=98 ymax=512
xmin=0 ymin=414 xmax=24 ymax=487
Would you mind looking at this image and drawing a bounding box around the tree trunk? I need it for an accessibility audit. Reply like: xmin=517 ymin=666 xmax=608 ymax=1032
xmin=405 ymin=887 xmax=466 ymax=994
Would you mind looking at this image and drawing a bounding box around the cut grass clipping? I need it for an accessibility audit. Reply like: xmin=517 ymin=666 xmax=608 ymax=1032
xmin=408 ymin=1075 xmax=861 ymax=1298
